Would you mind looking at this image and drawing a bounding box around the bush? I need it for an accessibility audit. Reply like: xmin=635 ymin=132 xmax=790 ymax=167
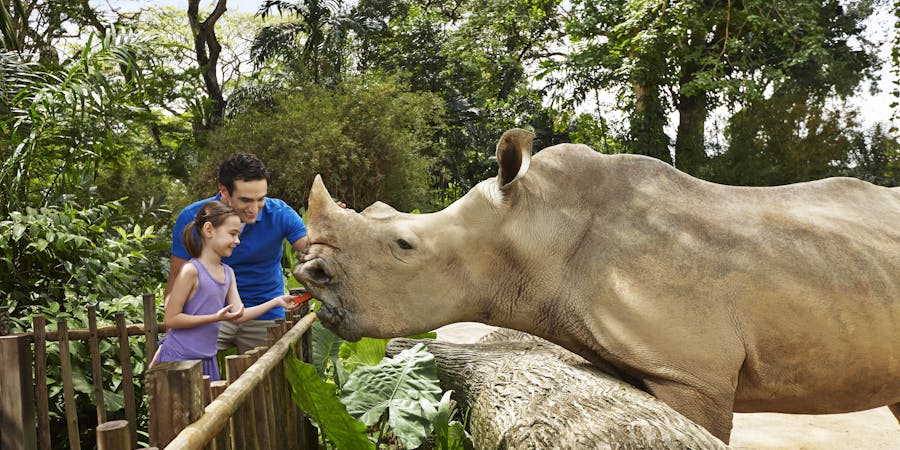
xmin=0 ymin=200 xmax=169 ymax=448
xmin=197 ymin=76 xmax=444 ymax=212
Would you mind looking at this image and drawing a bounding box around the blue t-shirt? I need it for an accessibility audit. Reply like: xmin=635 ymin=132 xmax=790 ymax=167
xmin=171 ymin=194 xmax=307 ymax=319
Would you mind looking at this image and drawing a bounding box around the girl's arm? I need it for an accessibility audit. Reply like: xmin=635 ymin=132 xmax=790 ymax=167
xmin=165 ymin=263 xmax=241 ymax=328
xmin=235 ymin=294 xmax=298 ymax=323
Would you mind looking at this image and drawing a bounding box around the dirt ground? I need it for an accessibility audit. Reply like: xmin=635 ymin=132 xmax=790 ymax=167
xmin=433 ymin=322 xmax=900 ymax=450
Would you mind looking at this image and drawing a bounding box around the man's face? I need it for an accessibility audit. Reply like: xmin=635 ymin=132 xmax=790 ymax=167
xmin=220 ymin=179 xmax=267 ymax=224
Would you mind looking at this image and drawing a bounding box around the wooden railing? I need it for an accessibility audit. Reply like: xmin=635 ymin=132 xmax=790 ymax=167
xmin=142 ymin=311 xmax=317 ymax=449
xmin=0 ymin=294 xmax=159 ymax=450
xmin=0 ymin=293 xmax=317 ymax=450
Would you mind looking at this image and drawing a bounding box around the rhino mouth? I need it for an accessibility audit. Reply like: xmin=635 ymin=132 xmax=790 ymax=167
xmin=315 ymin=298 xmax=344 ymax=325
xmin=296 ymin=256 xmax=362 ymax=341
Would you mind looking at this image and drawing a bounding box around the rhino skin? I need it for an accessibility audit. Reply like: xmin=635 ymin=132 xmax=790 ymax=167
xmin=296 ymin=128 xmax=900 ymax=444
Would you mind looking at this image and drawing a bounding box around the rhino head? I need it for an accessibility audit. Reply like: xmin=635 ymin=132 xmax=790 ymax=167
xmin=295 ymin=129 xmax=536 ymax=341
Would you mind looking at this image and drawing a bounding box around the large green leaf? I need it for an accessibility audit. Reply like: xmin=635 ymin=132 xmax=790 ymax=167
xmin=338 ymin=337 xmax=389 ymax=373
xmin=341 ymin=343 xmax=443 ymax=449
xmin=311 ymin=320 xmax=345 ymax=384
xmin=284 ymin=348 xmax=374 ymax=450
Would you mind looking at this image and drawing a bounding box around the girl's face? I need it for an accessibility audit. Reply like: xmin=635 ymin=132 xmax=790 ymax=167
xmin=204 ymin=214 xmax=242 ymax=258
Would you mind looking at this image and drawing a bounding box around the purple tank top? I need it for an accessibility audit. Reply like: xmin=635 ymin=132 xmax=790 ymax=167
xmin=156 ymin=259 xmax=232 ymax=380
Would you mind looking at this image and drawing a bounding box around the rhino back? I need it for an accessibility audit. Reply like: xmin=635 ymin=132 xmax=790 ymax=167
xmin=507 ymin=144 xmax=899 ymax=412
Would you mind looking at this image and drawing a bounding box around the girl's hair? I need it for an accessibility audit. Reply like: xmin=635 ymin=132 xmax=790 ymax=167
xmin=182 ymin=200 xmax=239 ymax=258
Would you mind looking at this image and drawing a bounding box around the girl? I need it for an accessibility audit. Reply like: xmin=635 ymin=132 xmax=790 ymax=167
xmin=151 ymin=200 xmax=298 ymax=380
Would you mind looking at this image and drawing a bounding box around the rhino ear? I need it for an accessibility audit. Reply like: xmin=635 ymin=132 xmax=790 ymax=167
xmin=361 ymin=201 xmax=398 ymax=219
xmin=496 ymin=128 xmax=535 ymax=188
xmin=307 ymin=175 xmax=342 ymax=224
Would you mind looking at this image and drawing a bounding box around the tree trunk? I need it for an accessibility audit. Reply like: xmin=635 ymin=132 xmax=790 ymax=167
xmin=631 ymin=80 xmax=672 ymax=165
xmin=187 ymin=0 xmax=227 ymax=130
xmin=673 ymin=22 xmax=710 ymax=177
xmin=387 ymin=330 xmax=728 ymax=449
xmin=674 ymin=82 xmax=708 ymax=176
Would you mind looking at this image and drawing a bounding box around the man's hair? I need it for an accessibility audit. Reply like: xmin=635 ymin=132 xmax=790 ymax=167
xmin=218 ymin=153 xmax=270 ymax=194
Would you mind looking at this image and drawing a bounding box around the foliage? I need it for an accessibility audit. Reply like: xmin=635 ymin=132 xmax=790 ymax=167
xmin=200 ymin=76 xmax=443 ymax=211
xmin=707 ymin=92 xmax=900 ymax=186
xmin=0 ymin=0 xmax=110 ymax=65
xmin=253 ymin=0 xmax=362 ymax=86
xmin=353 ymin=0 xmax=572 ymax=201
xmin=0 ymin=200 xmax=167 ymax=312
xmin=0 ymin=26 xmax=198 ymax=222
xmin=545 ymin=0 xmax=881 ymax=176
xmin=285 ymin=350 xmax=374 ymax=450
xmin=341 ymin=343 xmax=444 ymax=448
xmin=287 ymin=331 xmax=471 ymax=449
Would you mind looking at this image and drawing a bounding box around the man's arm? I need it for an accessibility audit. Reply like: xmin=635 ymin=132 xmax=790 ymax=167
xmin=164 ymin=255 xmax=189 ymax=307
xmin=291 ymin=236 xmax=309 ymax=265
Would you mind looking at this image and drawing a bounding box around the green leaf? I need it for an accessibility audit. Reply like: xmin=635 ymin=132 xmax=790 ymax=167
xmin=341 ymin=343 xmax=443 ymax=449
xmin=429 ymin=390 xmax=471 ymax=450
xmin=284 ymin=349 xmax=374 ymax=450
xmin=338 ymin=337 xmax=389 ymax=373
xmin=102 ymin=388 xmax=125 ymax=413
xmin=311 ymin=320 xmax=343 ymax=382
xmin=12 ymin=223 xmax=26 ymax=240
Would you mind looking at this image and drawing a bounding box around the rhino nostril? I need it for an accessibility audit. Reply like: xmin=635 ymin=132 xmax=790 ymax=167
xmin=300 ymin=258 xmax=333 ymax=285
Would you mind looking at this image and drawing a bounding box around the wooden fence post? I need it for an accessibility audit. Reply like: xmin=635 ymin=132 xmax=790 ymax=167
xmin=208 ymin=380 xmax=231 ymax=450
xmin=297 ymin=302 xmax=318 ymax=448
xmin=88 ymin=305 xmax=107 ymax=424
xmin=246 ymin=348 xmax=273 ymax=450
xmin=96 ymin=420 xmax=130 ymax=450
xmin=58 ymin=321 xmax=82 ymax=450
xmin=115 ymin=312 xmax=137 ymax=447
xmin=32 ymin=316 xmax=51 ymax=450
xmin=225 ymin=354 xmax=258 ymax=450
xmin=0 ymin=305 xmax=9 ymax=335
xmin=143 ymin=293 xmax=158 ymax=361
xmin=0 ymin=334 xmax=37 ymax=450
xmin=147 ymin=360 xmax=205 ymax=448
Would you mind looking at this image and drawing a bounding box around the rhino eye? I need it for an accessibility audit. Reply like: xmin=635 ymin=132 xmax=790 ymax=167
xmin=396 ymin=239 xmax=413 ymax=250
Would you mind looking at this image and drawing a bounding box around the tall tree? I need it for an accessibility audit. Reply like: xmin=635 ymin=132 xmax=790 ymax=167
xmin=187 ymin=0 xmax=227 ymax=130
xmin=353 ymin=0 xmax=565 ymax=199
xmin=547 ymin=0 xmax=879 ymax=176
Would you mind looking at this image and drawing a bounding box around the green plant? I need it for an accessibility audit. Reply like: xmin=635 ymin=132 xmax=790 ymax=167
xmin=287 ymin=326 xmax=471 ymax=449
xmin=0 ymin=200 xmax=168 ymax=449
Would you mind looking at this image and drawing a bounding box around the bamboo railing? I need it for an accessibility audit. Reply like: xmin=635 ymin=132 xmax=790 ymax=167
xmin=146 ymin=311 xmax=317 ymax=449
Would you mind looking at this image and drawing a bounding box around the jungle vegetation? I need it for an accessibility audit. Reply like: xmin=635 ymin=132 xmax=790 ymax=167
xmin=1 ymin=0 xmax=899 ymax=448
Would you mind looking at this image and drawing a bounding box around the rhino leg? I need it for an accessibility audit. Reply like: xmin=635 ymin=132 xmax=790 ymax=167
xmin=643 ymin=379 xmax=735 ymax=444
xmin=889 ymin=403 xmax=900 ymax=425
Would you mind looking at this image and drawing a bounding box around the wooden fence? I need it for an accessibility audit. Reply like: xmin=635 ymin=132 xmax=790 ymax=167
xmin=0 ymin=292 xmax=317 ymax=450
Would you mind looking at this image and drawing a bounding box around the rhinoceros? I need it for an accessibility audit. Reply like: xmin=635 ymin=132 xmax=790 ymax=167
xmin=295 ymin=128 xmax=900 ymax=443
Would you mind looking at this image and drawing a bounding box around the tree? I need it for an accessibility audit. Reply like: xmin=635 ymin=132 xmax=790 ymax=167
xmin=710 ymin=94 xmax=861 ymax=185
xmin=0 ymin=0 xmax=110 ymax=64
xmin=251 ymin=0 xmax=361 ymax=86
xmin=187 ymin=0 xmax=227 ymax=129
xmin=353 ymin=0 xmax=567 ymax=202
xmin=547 ymin=0 xmax=880 ymax=176
xmin=199 ymin=76 xmax=443 ymax=212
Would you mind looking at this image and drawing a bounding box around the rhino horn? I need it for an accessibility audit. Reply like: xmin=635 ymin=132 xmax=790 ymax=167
xmin=307 ymin=175 xmax=342 ymax=225
xmin=496 ymin=128 xmax=535 ymax=187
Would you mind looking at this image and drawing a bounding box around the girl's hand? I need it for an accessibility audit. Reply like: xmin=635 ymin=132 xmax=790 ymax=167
xmin=215 ymin=304 xmax=244 ymax=322
xmin=278 ymin=294 xmax=300 ymax=310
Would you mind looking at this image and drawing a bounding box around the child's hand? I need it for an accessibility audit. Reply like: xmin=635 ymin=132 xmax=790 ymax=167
xmin=216 ymin=304 xmax=244 ymax=321
xmin=280 ymin=293 xmax=313 ymax=310
xmin=278 ymin=294 xmax=299 ymax=310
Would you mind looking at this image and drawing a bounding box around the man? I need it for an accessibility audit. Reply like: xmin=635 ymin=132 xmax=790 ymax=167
xmin=166 ymin=153 xmax=307 ymax=354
